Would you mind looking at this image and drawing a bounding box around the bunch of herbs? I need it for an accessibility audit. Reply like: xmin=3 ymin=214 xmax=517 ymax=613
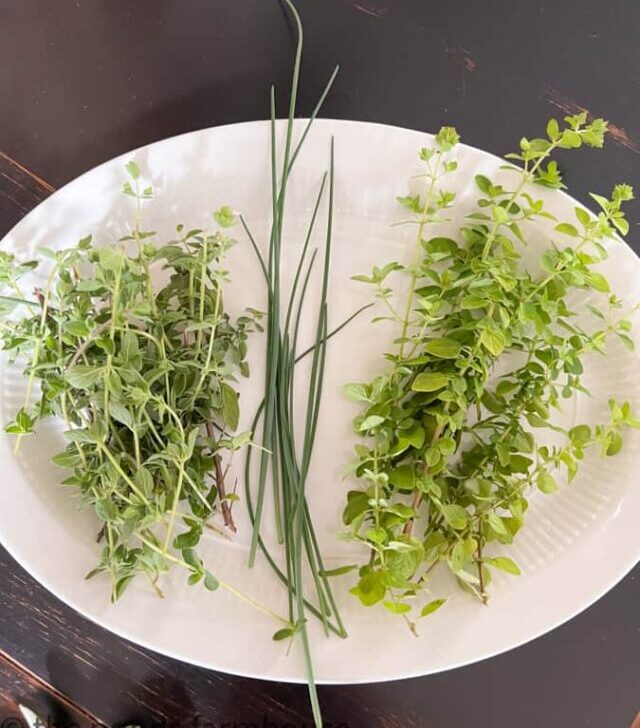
xmin=343 ymin=117 xmax=639 ymax=630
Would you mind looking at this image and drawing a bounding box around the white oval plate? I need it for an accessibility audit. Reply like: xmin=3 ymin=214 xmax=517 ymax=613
xmin=1 ymin=120 xmax=640 ymax=684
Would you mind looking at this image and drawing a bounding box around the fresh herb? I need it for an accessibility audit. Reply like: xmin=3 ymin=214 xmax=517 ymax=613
xmin=0 ymin=167 xmax=278 ymax=616
xmin=344 ymin=116 xmax=639 ymax=629
xmin=242 ymin=1 xmax=351 ymax=725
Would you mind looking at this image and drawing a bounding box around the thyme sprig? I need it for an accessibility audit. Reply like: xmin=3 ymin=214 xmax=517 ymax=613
xmin=1 ymin=168 xmax=276 ymax=616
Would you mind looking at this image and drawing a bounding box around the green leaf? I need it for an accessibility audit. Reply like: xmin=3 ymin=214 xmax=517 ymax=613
xmin=343 ymin=491 xmax=370 ymax=525
xmin=134 ymin=467 xmax=154 ymax=497
xmin=450 ymin=539 xmax=468 ymax=572
xmin=319 ymin=564 xmax=358 ymax=577
xmin=76 ymin=279 xmax=105 ymax=292
xmin=220 ymin=382 xmax=240 ymax=431
xmin=350 ymin=571 xmax=386 ymax=606
xmin=125 ymin=160 xmax=140 ymax=179
xmin=492 ymin=205 xmax=510 ymax=224
xmin=66 ymin=365 xmax=104 ymax=390
xmin=586 ymin=271 xmax=610 ymax=293
xmin=487 ymin=512 xmax=509 ymax=537
xmin=213 ymin=205 xmax=236 ymax=228
xmin=475 ymin=175 xmax=492 ymax=194
xmin=420 ymin=598 xmax=446 ymax=618
xmin=569 ymin=424 xmax=591 ymax=444
xmin=460 ymin=295 xmax=486 ymax=310
xmin=386 ymin=538 xmax=424 ymax=580
xmin=108 ymin=399 xmax=134 ymax=429
xmin=359 ymin=415 xmax=385 ymax=431
xmin=204 ymin=570 xmax=220 ymax=591
xmin=424 ymin=237 xmax=459 ymax=259
xmin=440 ymin=504 xmax=468 ymax=530
xmin=486 ymin=556 xmax=521 ymax=576
xmin=273 ymin=627 xmax=295 ymax=641
xmin=479 ymin=328 xmax=506 ymax=357
xmin=388 ymin=465 xmax=416 ymax=491
xmin=344 ymin=383 xmax=370 ymax=402
xmin=554 ymin=223 xmax=579 ymax=237
xmin=63 ymin=428 xmax=93 ymax=444
xmin=51 ymin=450 xmax=82 ymax=469
xmin=402 ymin=424 xmax=425 ymax=450
xmin=575 ymin=206 xmax=591 ymax=227
xmin=397 ymin=195 xmax=422 ymax=213
xmin=605 ymin=431 xmax=623 ymax=456
xmin=383 ymin=600 xmax=411 ymax=615
xmin=412 ymin=372 xmax=450 ymax=392
xmin=65 ymin=320 xmax=91 ymax=337
xmin=423 ymin=337 xmax=462 ymax=359
xmin=537 ymin=471 xmax=558 ymax=494
xmin=546 ymin=118 xmax=560 ymax=141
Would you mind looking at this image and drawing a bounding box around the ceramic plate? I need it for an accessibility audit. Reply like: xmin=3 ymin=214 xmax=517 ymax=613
xmin=1 ymin=119 xmax=639 ymax=683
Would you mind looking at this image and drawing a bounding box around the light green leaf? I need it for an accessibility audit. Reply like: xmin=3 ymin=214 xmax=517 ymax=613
xmin=359 ymin=415 xmax=385 ymax=431
xmin=383 ymin=600 xmax=411 ymax=615
xmin=125 ymin=160 xmax=140 ymax=179
xmin=344 ymin=383 xmax=370 ymax=402
xmin=486 ymin=557 xmax=521 ymax=575
xmin=479 ymin=328 xmax=506 ymax=357
xmin=109 ymin=399 xmax=134 ymax=429
xmin=420 ymin=598 xmax=446 ymax=618
xmin=441 ymin=504 xmax=468 ymax=530
xmin=537 ymin=471 xmax=558 ymax=494
xmin=423 ymin=337 xmax=462 ymax=359
xmin=412 ymin=372 xmax=450 ymax=392
xmin=66 ymin=365 xmax=104 ymax=390
xmin=554 ymin=222 xmax=579 ymax=237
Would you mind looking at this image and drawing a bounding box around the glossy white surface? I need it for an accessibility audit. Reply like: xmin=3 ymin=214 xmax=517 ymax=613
xmin=1 ymin=119 xmax=639 ymax=683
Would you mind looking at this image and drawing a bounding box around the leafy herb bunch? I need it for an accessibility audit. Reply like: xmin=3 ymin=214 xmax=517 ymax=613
xmin=2 ymin=163 xmax=263 ymax=602
xmin=344 ymin=116 xmax=639 ymax=628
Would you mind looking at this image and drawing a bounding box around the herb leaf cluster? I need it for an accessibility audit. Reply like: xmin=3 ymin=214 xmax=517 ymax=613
xmin=2 ymin=166 xmax=263 ymax=603
xmin=344 ymin=116 xmax=639 ymax=628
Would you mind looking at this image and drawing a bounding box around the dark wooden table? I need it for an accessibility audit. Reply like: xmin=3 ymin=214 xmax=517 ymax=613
xmin=1 ymin=2 xmax=639 ymax=726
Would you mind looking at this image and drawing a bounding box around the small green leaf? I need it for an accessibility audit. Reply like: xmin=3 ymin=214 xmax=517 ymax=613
xmin=214 ymin=205 xmax=236 ymax=228
xmin=537 ymin=471 xmax=559 ymax=494
xmin=66 ymin=365 xmax=104 ymax=390
xmin=319 ymin=564 xmax=358 ymax=578
xmin=412 ymin=372 xmax=450 ymax=392
xmin=586 ymin=271 xmax=610 ymax=293
xmin=108 ymin=399 xmax=134 ymax=429
xmin=383 ymin=600 xmax=411 ymax=615
xmin=420 ymin=598 xmax=447 ymax=618
xmin=479 ymin=328 xmax=506 ymax=357
xmin=487 ymin=512 xmax=509 ymax=537
xmin=220 ymin=382 xmax=240 ymax=431
xmin=343 ymin=491 xmax=370 ymax=525
xmin=350 ymin=571 xmax=386 ymax=606
xmin=546 ymin=118 xmax=560 ymax=141
xmin=344 ymin=383 xmax=370 ymax=402
xmin=423 ymin=337 xmax=462 ymax=359
xmin=273 ymin=627 xmax=295 ymax=641
xmin=388 ymin=465 xmax=416 ymax=491
xmin=359 ymin=415 xmax=385 ymax=431
xmin=125 ymin=160 xmax=140 ymax=179
xmin=204 ymin=570 xmax=220 ymax=591
xmin=440 ymin=504 xmax=468 ymax=530
xmin=486 ymin=556 xmax=521 ymax=576
xmin=554 ymin=223 xmax=579 ymax=237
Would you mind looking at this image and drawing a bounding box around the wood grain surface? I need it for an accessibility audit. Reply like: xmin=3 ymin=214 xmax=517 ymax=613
xmin=1 ymin=2 xmax=640 ymax=726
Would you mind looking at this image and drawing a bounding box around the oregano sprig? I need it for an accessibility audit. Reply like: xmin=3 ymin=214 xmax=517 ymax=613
xmin=343 ymin=116 xmax=639 ymax=630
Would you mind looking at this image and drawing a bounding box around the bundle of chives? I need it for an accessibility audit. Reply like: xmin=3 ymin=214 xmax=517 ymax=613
xmin=242 ymin=1 xmax=348 ymax=724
